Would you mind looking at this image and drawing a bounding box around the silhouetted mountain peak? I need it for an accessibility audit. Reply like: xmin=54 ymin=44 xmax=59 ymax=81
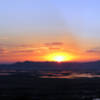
xmin=0 ymin=60 xmax=100 ymax=70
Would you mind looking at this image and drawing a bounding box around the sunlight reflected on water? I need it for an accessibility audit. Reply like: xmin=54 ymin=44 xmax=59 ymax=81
xmin=40 ymin=71 xmax=100 ymax=79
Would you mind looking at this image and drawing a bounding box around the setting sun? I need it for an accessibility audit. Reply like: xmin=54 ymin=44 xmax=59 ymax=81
xmin=53 ymin=56 xmax=65 ymax=62
xmin=46 ymin=52 xmax=73 ymax=62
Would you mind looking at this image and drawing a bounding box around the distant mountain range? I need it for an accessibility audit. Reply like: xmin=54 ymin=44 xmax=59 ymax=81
xmin=0 ymin=61 xmax=100 ymax=70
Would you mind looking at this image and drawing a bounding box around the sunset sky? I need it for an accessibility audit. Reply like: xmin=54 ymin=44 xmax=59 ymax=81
xmin=0 ymin=0 xmax=100 ymax=63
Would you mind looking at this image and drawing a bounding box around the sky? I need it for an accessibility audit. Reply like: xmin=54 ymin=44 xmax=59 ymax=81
xmin=0 ymin=0 xmax=100 ymax=63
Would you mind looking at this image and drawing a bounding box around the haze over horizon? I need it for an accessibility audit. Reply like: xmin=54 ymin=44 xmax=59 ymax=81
xmin=0 ymin=0 xmax=100 ymax=63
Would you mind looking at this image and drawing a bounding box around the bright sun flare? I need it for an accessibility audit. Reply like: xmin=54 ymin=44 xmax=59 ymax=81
xmin=46 ymin=52 xmax=73 ymax=62
xmin=53 ymin=56 xmax=65 ymax=62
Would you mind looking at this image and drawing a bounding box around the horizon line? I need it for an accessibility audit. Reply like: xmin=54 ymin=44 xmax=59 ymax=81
xmin=0 ymin=60 xmax=100 ymax=65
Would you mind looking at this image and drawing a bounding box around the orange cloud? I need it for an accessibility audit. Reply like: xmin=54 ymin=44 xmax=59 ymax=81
xmin=0 ymin=37 xmax=8 ymax=40
xmin=0 ymin=48 xmax=8 ymax=55
xmin=12 ymin=50 xmax=34 ymax=54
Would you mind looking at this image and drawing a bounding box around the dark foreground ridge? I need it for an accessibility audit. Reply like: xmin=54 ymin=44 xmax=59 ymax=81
xmin=0 ymin=61 xmax=100 ymax=100
xmin=0 ymin=61 xmax=100 ymax=70
xmin=0 ymin=75 xmax=100 ymax=100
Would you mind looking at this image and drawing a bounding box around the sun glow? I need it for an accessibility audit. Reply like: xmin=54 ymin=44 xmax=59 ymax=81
xmin=53 ymin=56 xmax=65 ymax=62
xmin=46 ymin=52 xmax=73 ymax=62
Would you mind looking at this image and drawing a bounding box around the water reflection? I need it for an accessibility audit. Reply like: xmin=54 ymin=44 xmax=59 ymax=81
xmin=40 ymin=71 xmax=100 ymax=79
xmin=0 ymin=70 xmax=100 ymax=79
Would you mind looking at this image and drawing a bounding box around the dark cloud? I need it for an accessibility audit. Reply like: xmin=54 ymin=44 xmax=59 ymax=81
xmin=87 ymin=47 xmax=100 ymax=53
xmin=44 ymin=42 xmax=64 ymax=46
